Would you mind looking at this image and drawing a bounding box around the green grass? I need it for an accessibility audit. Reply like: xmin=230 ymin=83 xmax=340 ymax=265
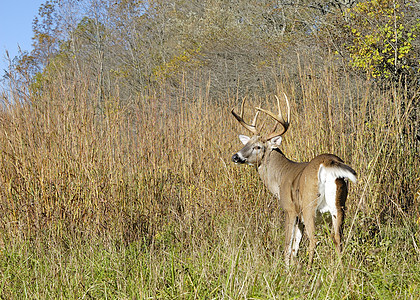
xmin=0 ymin=219 xmax=419 ymax=298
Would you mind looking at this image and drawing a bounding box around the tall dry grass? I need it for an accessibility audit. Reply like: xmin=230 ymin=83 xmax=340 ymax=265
xmin=0 ymin=63 xmax=419 ymax=297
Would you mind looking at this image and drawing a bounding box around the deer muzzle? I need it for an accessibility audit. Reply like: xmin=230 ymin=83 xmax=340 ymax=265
xmin=232 ymin=153 xmax=246 ymax=164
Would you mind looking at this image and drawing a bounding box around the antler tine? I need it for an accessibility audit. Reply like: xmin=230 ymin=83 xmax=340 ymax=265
xmin=231 ymin=97 xmax=260 ymax=135
xmin=256 ymin=93 xmax=291 ymax=139
xmin=239 ymin=96 xmax=246 ymax=118
xmin=251 ymin=109 xmax=260 ymax=128
xmin=282 ymin=92 xmax=291 ymax=124
xmin=275 ymin=95 xmax=284 ymax=124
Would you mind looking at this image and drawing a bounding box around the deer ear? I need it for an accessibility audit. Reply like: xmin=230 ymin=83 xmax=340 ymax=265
xmin=269 ymin=136 xmax=282 ymax=147
xmin=238 ymin=134 xmax=250 ymax=145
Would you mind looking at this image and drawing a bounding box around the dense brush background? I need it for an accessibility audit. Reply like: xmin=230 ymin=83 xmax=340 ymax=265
xmin=1 ymin=0 xmax=419 ymax=298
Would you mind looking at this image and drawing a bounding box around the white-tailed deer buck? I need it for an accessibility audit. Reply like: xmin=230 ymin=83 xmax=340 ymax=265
xmin=231 ymin=94 xmax=357 ymax=267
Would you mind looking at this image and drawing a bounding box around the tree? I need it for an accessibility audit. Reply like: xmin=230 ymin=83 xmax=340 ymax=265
xmin=326 ymin=0 xmax=420 ymax=83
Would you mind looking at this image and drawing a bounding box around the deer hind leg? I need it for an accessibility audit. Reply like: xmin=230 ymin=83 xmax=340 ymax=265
xmin=284 ymin=211 xmax=298 ymax=268
xmin=331 ymin=178 xmax=348 ymax=253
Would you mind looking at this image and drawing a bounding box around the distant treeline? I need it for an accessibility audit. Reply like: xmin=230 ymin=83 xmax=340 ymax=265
xmin=4 ymin=0 xmax=420 ymax=101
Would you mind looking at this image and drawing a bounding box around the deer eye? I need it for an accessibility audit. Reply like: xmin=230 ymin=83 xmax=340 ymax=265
xmin=254 ymin=145 xmax=262 ymax=150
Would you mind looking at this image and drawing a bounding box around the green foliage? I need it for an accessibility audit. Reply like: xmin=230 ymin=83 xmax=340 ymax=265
xmin=344 ymin=0 xmax=420 ymax=80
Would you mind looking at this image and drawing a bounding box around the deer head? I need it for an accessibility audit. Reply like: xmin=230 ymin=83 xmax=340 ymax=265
xmin=231 ymin=94 xmax=290 ymax=166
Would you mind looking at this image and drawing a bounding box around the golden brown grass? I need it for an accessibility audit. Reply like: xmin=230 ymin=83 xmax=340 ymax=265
xmin=0 ymin=63 xmax=418 ymax=298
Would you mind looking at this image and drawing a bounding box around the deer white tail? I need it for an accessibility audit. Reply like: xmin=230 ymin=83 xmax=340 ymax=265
xmin=318 ymin=162 xmax=357 ymax=184
xmin=317 ymin=162 xmax=356 ymax=218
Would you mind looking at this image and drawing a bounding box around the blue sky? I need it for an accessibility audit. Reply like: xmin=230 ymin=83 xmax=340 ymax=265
xmin=0 ymin=0 xmax=45 ymax=76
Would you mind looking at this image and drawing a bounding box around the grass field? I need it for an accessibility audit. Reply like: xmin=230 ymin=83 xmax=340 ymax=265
xmin=0 ymin=64 xmax=419 ymax=298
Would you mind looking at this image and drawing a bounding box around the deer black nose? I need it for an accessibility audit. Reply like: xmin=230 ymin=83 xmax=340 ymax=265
xmin=232 ymin=153 xmax=245 ymax=164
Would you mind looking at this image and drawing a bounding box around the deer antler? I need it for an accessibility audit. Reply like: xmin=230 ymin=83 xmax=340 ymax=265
xmin=256 ymin=93 xmax=290 ymax=140
xmin=231 ymin=97 xmax=260 ymax=135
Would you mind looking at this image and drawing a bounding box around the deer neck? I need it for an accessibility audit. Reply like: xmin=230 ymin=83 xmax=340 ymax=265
xmin=257 ymin=148 xmax=294 ymax=187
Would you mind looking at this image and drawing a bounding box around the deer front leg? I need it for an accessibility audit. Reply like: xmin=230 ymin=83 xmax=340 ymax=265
xmin=291 ymin=220 xmax=304 ymax=262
